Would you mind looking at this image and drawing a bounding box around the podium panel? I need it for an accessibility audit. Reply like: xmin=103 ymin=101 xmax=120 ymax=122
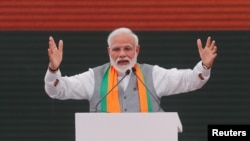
xmin=75 ymin=112 xmax=182 ymax=141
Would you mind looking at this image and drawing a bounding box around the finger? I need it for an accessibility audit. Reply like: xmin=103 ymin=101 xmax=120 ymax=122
xmin=210 ymin=40 xmax=216 ymax=49
xmin=58 ymin=40 xmax=63 ymax=53
xmin=48 ymin=48 xmax=52 ymax=57
xmin=212 ymin=46 xmax=217 ymax=54
xmin=212 ymin=52 xmax=218 ymax=59
xmin=197 ymin=38 xmax=203 ymax=53
xmin=49 ymin=36 xmax=56 ymax=49
xmin=206 ymin=36 xmax=212 ymax=48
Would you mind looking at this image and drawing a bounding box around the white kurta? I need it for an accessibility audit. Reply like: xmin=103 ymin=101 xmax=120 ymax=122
xmin=44 ymin=61 xmax=210 ymax=100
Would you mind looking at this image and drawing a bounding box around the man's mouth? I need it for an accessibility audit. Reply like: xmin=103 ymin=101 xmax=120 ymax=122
xmin=117 ymin=60 xmax=129 ymax=65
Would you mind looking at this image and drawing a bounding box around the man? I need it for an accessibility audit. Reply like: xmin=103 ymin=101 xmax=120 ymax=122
xmin=44 ymin=27 xmax=217 ymax=112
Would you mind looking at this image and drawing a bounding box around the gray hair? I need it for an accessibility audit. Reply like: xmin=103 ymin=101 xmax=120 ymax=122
xmin=107 ymin=27 xmax=139 ymax=47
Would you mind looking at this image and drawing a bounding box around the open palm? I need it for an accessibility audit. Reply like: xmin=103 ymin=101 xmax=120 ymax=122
xmin=48 ymin=36 xmax=63 ymax=70
xmin=197 ymin=37 xmax=217 ymax=68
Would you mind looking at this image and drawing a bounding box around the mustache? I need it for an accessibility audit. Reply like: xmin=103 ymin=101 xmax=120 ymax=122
xmin=116 ymin=58 xmax=130 ymax=63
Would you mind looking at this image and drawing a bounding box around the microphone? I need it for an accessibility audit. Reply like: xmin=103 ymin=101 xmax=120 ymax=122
xmin=132 ymin=67 xmax=161 ymax=112
xmin=94 ymin=69 xmax=130 ymax=112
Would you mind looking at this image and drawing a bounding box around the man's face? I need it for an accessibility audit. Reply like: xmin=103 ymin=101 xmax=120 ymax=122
xmin=108 ymin=33 xmax=140 ymax=73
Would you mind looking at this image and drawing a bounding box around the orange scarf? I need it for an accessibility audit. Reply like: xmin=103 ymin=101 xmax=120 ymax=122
xmin=100 ymin=64 xmax=152 ymax=112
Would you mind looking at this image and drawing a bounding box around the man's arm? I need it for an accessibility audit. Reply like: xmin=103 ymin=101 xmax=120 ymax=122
xmin=153 ymin=36 xmax=217 ymax=97
xmin=44 ymin=67 xmax=95 ymax=100
xmin=44 ymin=36 xmax=94 ymax=100
xmin=153 ymin=61 xmax=210 ymax=97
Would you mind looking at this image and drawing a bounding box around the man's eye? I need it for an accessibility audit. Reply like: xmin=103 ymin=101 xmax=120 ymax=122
xmin=125 ymin=47 xmax=132 ymax=51
xmin=125 ymin=48 xmax=131 ymax=51
xmin=113 ymin=48 xmax=120 ymax=51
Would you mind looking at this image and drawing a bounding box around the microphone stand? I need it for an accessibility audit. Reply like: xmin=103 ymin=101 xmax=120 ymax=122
xmin=132 ymin=67 xmax=161 ymax=112
xmin=94 ymin=69 xmax=130 ymax=112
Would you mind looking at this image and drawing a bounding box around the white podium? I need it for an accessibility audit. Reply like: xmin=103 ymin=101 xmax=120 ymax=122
xmin=75 ymin=112 xmax=182 ymax=141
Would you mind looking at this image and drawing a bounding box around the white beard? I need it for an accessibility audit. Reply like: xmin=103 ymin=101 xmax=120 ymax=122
xmin=110 ymin=53 xmax=137 ymax=74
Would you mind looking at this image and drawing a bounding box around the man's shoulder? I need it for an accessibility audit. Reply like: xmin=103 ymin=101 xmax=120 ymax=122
xmin=138 ymin=63 xmax=155 ymax=69
xmin=92 ymin=63 xmax=110 ymax=73
xmin=92 ymin=63 xmax=109 ymax=69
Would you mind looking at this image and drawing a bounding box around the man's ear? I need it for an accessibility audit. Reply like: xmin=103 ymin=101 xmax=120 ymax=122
xmin=136 ymin=45 xmax=140 ymax=54
xmin=107 ymin=47 xmax=110 ymax=55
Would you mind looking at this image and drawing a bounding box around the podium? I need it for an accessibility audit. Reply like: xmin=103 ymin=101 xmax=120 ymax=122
xmin=75 ymin=112 xmax=182 ymax=141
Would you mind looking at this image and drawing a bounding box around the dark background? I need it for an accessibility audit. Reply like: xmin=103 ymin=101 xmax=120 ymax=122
xmin=0 ymin=31 xmax=249 ymax=141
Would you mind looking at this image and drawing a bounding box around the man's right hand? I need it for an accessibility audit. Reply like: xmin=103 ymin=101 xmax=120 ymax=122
xmin=48 ymin=36 xmax=63 ymax=71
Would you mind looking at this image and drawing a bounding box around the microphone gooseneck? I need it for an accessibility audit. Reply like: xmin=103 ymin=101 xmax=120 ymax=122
xmin=132 ymin=67 xmax=161 ymax=111
xmin=94 ymin=69 xmax=130 ymax=112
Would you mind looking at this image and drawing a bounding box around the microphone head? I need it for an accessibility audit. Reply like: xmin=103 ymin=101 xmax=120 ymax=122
xmin=125 ymin=69 xmax=130 ymax=75
xmin=132 ymin=67 xmax=136 ymax=73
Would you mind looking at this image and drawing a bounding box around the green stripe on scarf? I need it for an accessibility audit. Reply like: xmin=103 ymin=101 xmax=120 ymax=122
xmin=100 ymin=67 xmax=110 ymax=112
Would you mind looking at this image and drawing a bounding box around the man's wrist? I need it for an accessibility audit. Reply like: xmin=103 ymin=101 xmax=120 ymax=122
xmin=202 ymin=62 xmax=210 ymax=70
xmin=49 ymin=66 xmax=59 ymax=73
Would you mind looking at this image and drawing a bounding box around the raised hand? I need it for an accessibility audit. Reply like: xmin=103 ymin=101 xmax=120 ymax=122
xmin=48 ymin=36 xmax=63 ymax=70
xmin=197 ymin=37 xmax=217 ymax=68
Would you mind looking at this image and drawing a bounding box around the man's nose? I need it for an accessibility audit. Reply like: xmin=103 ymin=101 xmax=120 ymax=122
xmin=119 ymin=50 xmax=126 ymax=58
